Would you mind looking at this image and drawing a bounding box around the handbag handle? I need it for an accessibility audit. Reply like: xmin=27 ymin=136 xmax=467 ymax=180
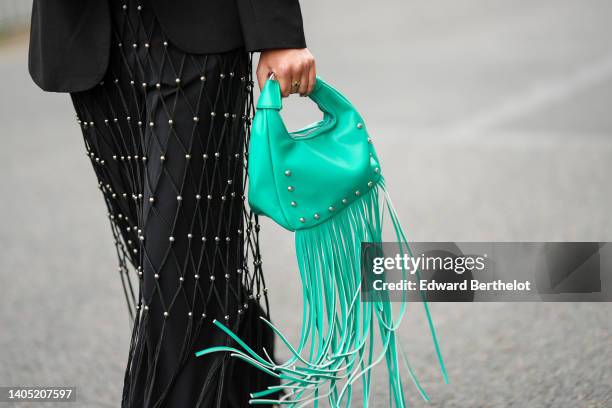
xmin=256 ymin=75 xmax=352 ymax=113
xmin=256 ymin=76 xmax=356 ymax=140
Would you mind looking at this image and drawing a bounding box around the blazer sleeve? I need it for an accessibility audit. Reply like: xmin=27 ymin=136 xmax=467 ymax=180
xmin=236 ymin=0 xmax=307 ymax=52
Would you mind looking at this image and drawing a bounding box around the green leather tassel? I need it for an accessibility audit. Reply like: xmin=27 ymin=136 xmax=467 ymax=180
xmin=196 ymin=177 xmax=447 ymax=407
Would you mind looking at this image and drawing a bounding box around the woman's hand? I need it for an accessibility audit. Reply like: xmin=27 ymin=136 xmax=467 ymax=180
xmin=256 ymin=48 xmax=316 ymax=97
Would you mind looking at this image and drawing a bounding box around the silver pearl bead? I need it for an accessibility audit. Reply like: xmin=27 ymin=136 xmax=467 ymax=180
xmin=355 ymin=190 xmax=361 ymax=196
xmin=163 ymin=311 xmax=169 ymax=317
xmin=284 ymin=170 xmax=292 ymax=177
xmin=367 ymin=181 xmax=373 ymax=188
xmin=314 ymin=213 xmax=320 ymax=220
xmin=328 ymin=206 xmax=335 ymax=212
xmin=299 ymin=217 xmax=306 ymax=223
xmin=357 ymin=122 xmax=363 ymax=129
xmin=291 ymin=201 xmax=297 ymax=207
xmin=169 ymin=236 xmax=175 ymax=242
xmin=287 ymin=186 xmax=295 ymax=192
xmin=342 ymin=198 xmax=348 ymax=204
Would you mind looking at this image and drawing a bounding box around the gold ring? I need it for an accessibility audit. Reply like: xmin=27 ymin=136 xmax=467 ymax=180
xmin=292 ymin=80 xmax=300 ymax=90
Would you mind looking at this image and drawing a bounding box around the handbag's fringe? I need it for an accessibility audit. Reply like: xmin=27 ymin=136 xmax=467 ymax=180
xmin=196 ymin=177 xmax=447 ymax=407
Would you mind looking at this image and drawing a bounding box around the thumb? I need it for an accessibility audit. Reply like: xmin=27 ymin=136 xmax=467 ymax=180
xmin=256 ymin=65 xmax=270 ymax=90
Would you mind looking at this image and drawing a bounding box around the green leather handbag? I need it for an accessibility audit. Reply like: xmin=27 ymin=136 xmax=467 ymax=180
xmin=247 ymin=77 xmax=381 ymax=231
xmin=196 ymin=77 xmax=447 ymax=407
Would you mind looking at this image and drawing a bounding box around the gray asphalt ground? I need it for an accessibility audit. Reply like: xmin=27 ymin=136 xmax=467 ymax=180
xmin=1 ymin=1 xmax=612 ymax=407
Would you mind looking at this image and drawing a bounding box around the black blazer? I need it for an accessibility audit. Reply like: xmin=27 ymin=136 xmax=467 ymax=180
xmin=28 ymin=0 xmax=306 ymax=93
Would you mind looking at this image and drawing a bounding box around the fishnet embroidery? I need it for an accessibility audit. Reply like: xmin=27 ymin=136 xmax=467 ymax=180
xmin=70 ymin=1 xmax=272 ymax=406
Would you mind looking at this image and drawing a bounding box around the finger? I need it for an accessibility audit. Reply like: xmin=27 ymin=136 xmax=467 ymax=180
xmin=298 ymin=63 xmax=310 ymax=96
xmin=307 ymin=60 xmax=317 ymax=95
xmin=289 ymin=77 xmax=301 ymax=95
xmin=287 ymin=70 xmax=299 ymax=95
xmin=279 ymin=77 xmax=291 ymax=97
xmin=256 ymin=67 xmax=268 ymax=91
xmin=275 ymin=66 xmax=291 ymax=97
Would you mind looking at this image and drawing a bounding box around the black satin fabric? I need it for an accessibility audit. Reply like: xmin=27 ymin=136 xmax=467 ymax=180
xmin=28 ymin=0 xmax=306 ymax=92
xmin=69 ymin=2 xmax=278 ymax=406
